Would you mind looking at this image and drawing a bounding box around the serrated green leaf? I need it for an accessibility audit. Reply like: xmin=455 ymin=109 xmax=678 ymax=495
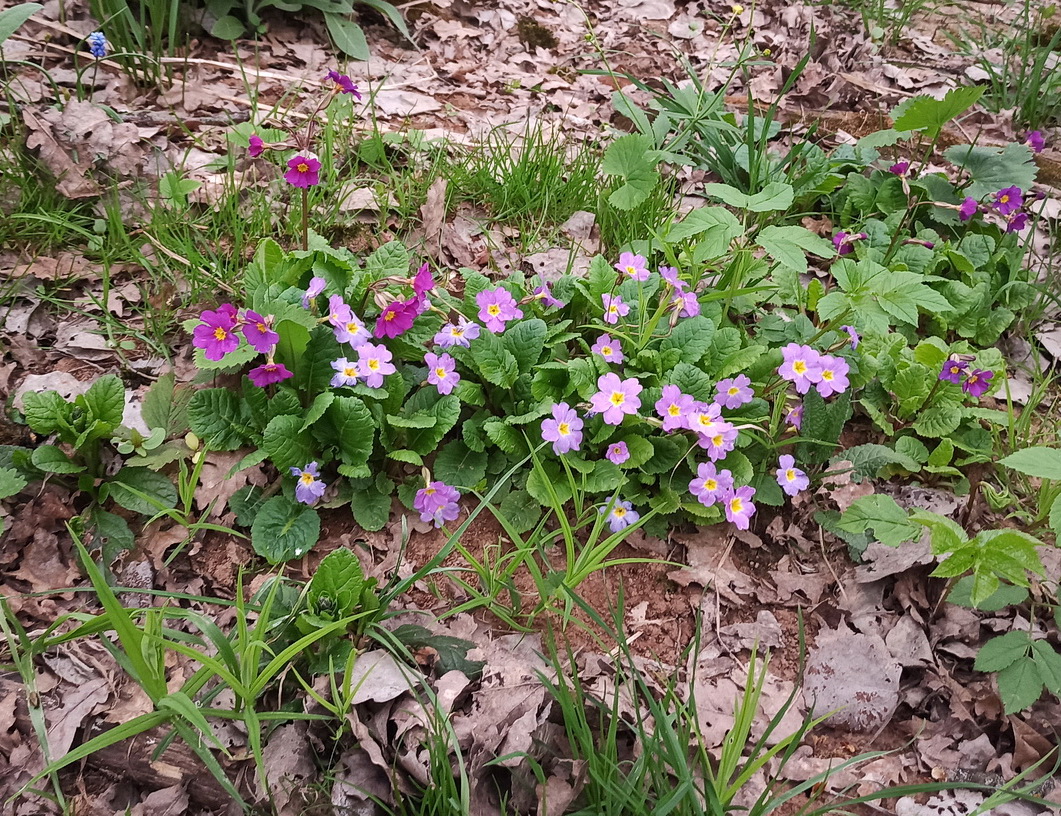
xmin=997 ymin=656 xmax=1043 ymax=714
xmin=974 ymin=630 xmax=1030 ymax=672
xmin=188 ymin=389 xmax=249 ymax=450
xmin=308 ymin=547 xmax=364 ymax=618
xmin=660 ymin=316 xmax=716 ymax=365
xmin=470 ymin=330 xmax=519 ymax=388
xmin=21 ymin=390 xmax=71 ymax=435
xmin=261 ymin=414 xmax=314 ymax=471
xmin=837 ymin=494 xmax=920 ymax=548
xmin=0 ymin=467 xmax=27 ymax=500
xmin=193 ymin=340 xmax=259 ymax=371
xmin=88 ymin=506 xmax=135 ymax=564
xmin=433 ymin=440 xmax=488 ymax=488
xmin=891 ymin=86 xmax=984 ymax=138
xmin=1031 ymin=640 xmax=1061 ymax=696
xmin=301 ymin=392 xmax=335 ymax=432
xmin=330 ymin=397 xmax=374 ymax=469
xmin=755 ymin=225 xmax=834 ymax=273
xmin=669 ymin=362 xmax=714 ymax=402
xmin=667 ymin=207 xmax=744 ymax=252
xmin=142 ymin=373 xmax=191 ymax=436
xmin=999 ymin=447 xmax=1061 ymax=480
xmin=251 ymin=495 xmax=320 ymax=564
xmin=603 ymin=134 xmax=660 ymax=210
xmin=503 ymin=318 xmax=547 ymax=375
xmin=943 ymin=142 xmax=1036 ymax=201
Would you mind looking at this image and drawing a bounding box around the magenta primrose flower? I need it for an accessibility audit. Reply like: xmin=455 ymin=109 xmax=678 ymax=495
xmin=962 ymin=368 xmax=994 ymax=398
xmin=833 ymin=231 xmax=867 ymax=256
xmin=939 ymin=358 xmax=969 ymax=384
xmin=411 ymin=263 xmax=433 ymax=297
xmin=326 ymin=69 xmax=361 ymax=98
xmin=724 ymin=485 xmax=756 ymax=530
xmin=285 ymin=154 xmax=321 ymax=188
xmin=888 ymin=160 xmax=910 ymax=176
xmin=689 ymin=462 xmax=734 ymax=508
xmin=291 ymin=462 xmax=326 ymax=506
xmin=375 ymin=295 xmax=423 ymax=339
xmin=433 ymin=316 xmax=481 ymax=348
xmin=841 ymin=325 xmax=860 ymax=350
xmin=192 ymin=306 xmax=240 ymax=361
xmin=656 ymin=385 xmax=695 ymax=432
xmin=248 ymin=134 xmax=265 ymax=158
xmin=601 ymin=294 xmax=629 ymax=325
xmin=959 ymin=197 xmax=979 ymax=221
xmin=541 ymin=402 xmax=583 ymax=455
xmin=1007 ymin=212 xmax=1029 ymax=233
xmin=659 ymin=266 xmax=685 ymax=289
xmin=301 ymin=276 xmax=326 ymax=309
xmin=589 ymin=373 xmax=642 ymax=425
xmin=715 ymin=374 xmax=753 ymax=409
xmin=414 ymin=481 xmax=461 ymax=528
xmin=600 ymin=500 xmax=640 ymax=534
xmin=606 ymin=441 xmax=630 ymax=465
xmin=776 ymin=454 xmax=809 ymax=497
xmin=330 ymin=357 xmax=360 ymax=388
xmin=476 ymin=287 xmax=523 ymax=333
xmin=615 ymin=252 xmax=649 ymax=281
xmin=993 ymin=186 xmax=1022 ymax=216
xmin=778 ymin=343 xmax=823 ymax=394
xmin=591 ymin=334 xmax=624 ymax=364
xmin=242 ymin=310 xmax=279 ymax=354
xmin=1026 ymin=131 xmax=1045 ymax=153
xmin=355 ymin=343 xmax=395 ymax=388
xmin=815 ymin=355 xmax=850 ymax=398
xmin=248 ymin=362 xmax=293 ymax=387
xmin=425 ymin=352 xmax=459 ymax=395
xmin=532 ymin=281 xmax=564 ymax=308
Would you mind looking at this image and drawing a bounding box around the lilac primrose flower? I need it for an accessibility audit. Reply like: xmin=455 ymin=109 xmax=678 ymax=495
xmin=591 ymin=334 xmax=624 ymax=364
xmin=248 ymin=362 xmax=293 ymax=387
xmin=599 ymin=500 xmax=640 ymax=534
xmin=615 ymin=252 xmax=650 ymax=281
xmin=291 ymin=462 xmax=326 ymax=506
xmin=689 ymin=462 xmax=734 ymax=507
xmin=414 ymin=481 xmax=461 ymax=528
xmin=993 ymin=186 xmax=1022 ymax=216
xmin=841 ymin=325 xmax=860 ymax=350
xmin=715 ymin=374 xmax=753 ymax=409
xmin=939 ymin=358 xmax=969 ymax=384
xmin=476 ymin=287 xmax=523 ymax=333
xmin=606 ymin=441 xmax=630 ymax=465
xmin=192 ymin=307 xmax=240 ymax=361
xmin=1006 ymin=212 xmax=1029 ymax=233
xmin=589 ymin=373 xmax=642 ymax=425
xmin=601 ymin=294 xmax=629 ymax=325
xmin=701 ymin=421 xmax=739 ymax=461
xmin=425 ymin=352 xmax=459 ymax=395
xmin=532 ymin=281 xmax=564 ymax=308
xmin=434 ymin=316 xmax=481 ymax=348
xmin=959 ymin=197 xmax=979 ymax=221
xmin=776 ymin=454 xmax=809 ymax=497
xmin=242 ymin=310 xmax=279 ymax=354
xmin=326 ymin=69 xmax=362 ymax=98
xmin=655 ymin=384 xmax=695 ymax=432
xmin=375 ymin=295 xmax=423 ymax=339
xmin=785 ymin=403 xmax=803 ymax=430
xmin=285 ymin=155 xmax=321 ymax=188
xmin=686 ymin=401 xmax=723 ymax=439
xmin=962 ymin=368 xmax=994 ymax=398
xmin=87 ymin=31 xmax=108 ymax=58
xmin=248 ymin=134 xmax=265 ymax=158
xmin=724 ymin=486 xmax=757 ymax=530
xmin=301 ymin=276 xmax=326 ymax=309
xmin=355 ymin=343 xmax=396 ymax=388
xmin=1026 ymin=131 xmax=1045 ymax=153
xmin=815 ymin=355 xmax=850 ymax=398
xmin=669 ymin=290 xmax=700 ymax=318
xmin=659 ymin=266 xmax=685 ymax=290
xmin=888 ymin=160 xmax=910 ymax=176
xmin=778 ymin=343 xmax=823 ymax=394
xmin=330 ymin=357 xmax=360 ymax=388
xmin=541 ymin=402 xmax=583 ymax=455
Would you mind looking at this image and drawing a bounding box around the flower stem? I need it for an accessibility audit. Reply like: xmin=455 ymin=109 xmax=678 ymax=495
xmin=301 ymin=188 xmax=309 ymax=250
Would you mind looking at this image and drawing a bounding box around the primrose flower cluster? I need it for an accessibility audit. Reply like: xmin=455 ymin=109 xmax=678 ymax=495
xmin=938 ymin=357 xmax=995 ymax=398
xmin=191 ymin=304 xmax=290 ymax=387
xmin=959 ymin=184 xmax=1033 ymax=234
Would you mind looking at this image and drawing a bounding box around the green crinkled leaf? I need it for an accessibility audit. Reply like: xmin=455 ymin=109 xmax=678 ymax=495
xmin=997 ymin=656 xmax=1043 ymax=714
xmin=142 ymin=373 xmax=191 ymax=436
xmin=603 ymin=134 xmax=660 ymax=210
xmin=406 ymin=395 xmax=460 ymax=455
xmin=351 ymin=483 xmax=391 ymax=532
xmin=669 ymin=362 xmax=714 ymax=402
xmin=433 ymin=440 xmax=488 ymax=488
xmin=660 ymin=316 xmax=716 ymax=365
xmin=0 ymin=467 xmax=27 ymax=500
xmin=484 ymin=418 xmax=523 ymax=454
xmin=943 ymin=142 xmax=1037 ymax=201
xmin=88 ymin=507 xmax=135 ymax=564
xmin=912 ymin=396 xmax=964 ymax=439
xmin=329 ymin=396 xmax=374 ymax=469
xmin=193 ymin=340 xmax=259 ymax=371
xmin=891 ymin=85 xmax=984 ymax=138
xmin=799 ymin=389 xmax=851 ymax=464
xmin=1031 ymin=640 xmax=1061 ymax=696
xmin=503 ymin=318 xmax=547 ymax=375
xmin=581 ymin=461 xmax=624 ymax=494
xmin=188 ymin=388 xmax=249 ymax=450
xmin=301 ymin=392 xmax=335 ymax=431
xmin=30 ymin=445 xmax=85 ymax=474
xmin=261 ymin=414 xmax=314 ymax=471
xmin=833 ymin=443 xmax=922 ymax=482
xmin=387 ymin=449 xmax=423 ymax=465
xmin=498 ymin=489 xmax=542 ymax=535
xmin=298 ymin=328 xmax=344 ymax=394
xmin=251 ymin=495 xmax=321 ymax=564
xmin=308 ymin=547 xmax=364 ymax=618
xmin=836 ymin=494 xmax=920 ymax=548
xmin=667 ymin=207 xmax=744 ymax=252
xmin=470 ymin=330 xmax=519 ymax=388
xmin=107 ymin=468 xmax=178 ymax=515
xmin=21 ymin=390 xmax=71 ymax=435
xmin=391 ymin=624 xmax=485 ymax=680
xmin=715 ymin=344 xmax=765 ymax=380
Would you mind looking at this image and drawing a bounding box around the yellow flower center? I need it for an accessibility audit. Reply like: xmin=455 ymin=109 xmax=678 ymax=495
xmin=668 ymin=404 xmax=681 ymax=416
xmin=625 ymin=266 xmax=637 ymax=275
xmin=435 ymin=367 xmax=447 ymax=378
xmin=610 ymin=392 xmax=625 ymax=407
xmin=368 ymin=359 xmax=380 ymax=371
xmin=425 ymin=487 xmax=436 ymax=496
xmin=730 ymin=497 xmax=743 ymax=513
xmin=384 ymin=312 xmax=396 ymax=321
xmin=601 ymin=346 xmax=612 ymax=356
xmin=256 ymin=322 xmax=267 ymax=333
xmin=488 ymin=304 xmax=501 ymax=316
xmin=344 ymin=367 xmax=356 ymax=377
xmin=300 ymin=473 xmax=316 ymax=485
xmin=793 ymin=360 xmax=807 ymax=375
xmin=613 ymin=507 xmax=627 ymax=518
xmin=346 ymin=322 xmax=359 ymax=333
xmin=451 ymin=327 xmax=464 ymax=336
xmin=822 ymin=369 xmax=834 ymax=381
xmin=728 ymin=387 xmax=739 ymax=396
xmin=297 ymin=162 xmax=309 ymax=173
xmin=558 ymin=422 xmax=570 ymax=436
xmin=705 ymin=478 xmax=717 ymax=491
xmin=1000 ymin=194 xmax=1010 ymax=204
xmin=711 ymin=434 xmax=723 ymax=447
xmin=786 ymin=469 xmax=796 ymax=481
xmin=213 ymin=327 xmax=228 ymax=341
xmin=608 ymin=305 xmax=619 ymax=314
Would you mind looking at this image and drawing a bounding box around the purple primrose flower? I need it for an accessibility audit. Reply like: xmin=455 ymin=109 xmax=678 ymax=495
xmin=425 ymin=352 xmax=459 ymax=395
xmin=248 ymin=362 xmax=293 ymax=387
xmin=888 ymin=160 xmax=910 ymax=176
xmin=242 ymin=310 xmax=279 ymax=354
xmin=1026 ymin=131 xmax=1045 ymax=153
xmin=939 ymin=358 xmax=968 ymax=384
xmin=724 ymin=485 xmax=757 ymax=530
xmin=375 ymin=295 xmax=423 ymax=339
xmin=601 ymin=293 xmax=629 ymax=325
xmin=248 ymin=134 xmax=265 ymax=158
xmin=1006 ymin=212 xmax=1029 ymax=233
xmin=776 ymin=454 xmax=809 ymax=497
xmin=600 ymin=500 xmax=640 ymax=534
xmin=414 ymin=481 xmax=461 ymax=528
xmin=832 ymin=231 xmax=867 ymax=256
xmin=532 ymin=281 xmax=564 ymax=308
xmin=659 ymin=266 xmax=685 ymax=289
xmin=785 ymin=403 xmax=803 ymax=430
xmin=778 ymin=343 xmax=823 ymax=394
xmin=959 ymin=197 xmax=979 ymax=221
xmin=291 ymin=462 xmax=326 ymax=506
xmin=993 ymin=186 xmax=1022 ymax=216
xmin=815 ymin=355 xmax=850 ymax=398
xmin=605 ymin=441 xmax=630 ymax=465
xmin=476 ymin=287 xmax=523 ymax=333
xmin=434 ymin=316 xmax=481 ymax=348
xmin=541 ymin=402 xmax=583 ymax=455
xmin=591 ymin=334 xmax=624 ymax=364
xmin=326 ymin=70 xmax=361 ymax=98
xmin=285 ymin=154 xmax=321 ymax=188
xmin=715 ymin=374 xmax=753 ymax=409
xmin=330 ymin=357 xmax=360 ymax=388
xmin=962 ymin=368 xmax=994 ymax=398
xmin=192 ymin=306 xmax=240 ymax=361
xmin=841 ymin=325 xmax=860 ymax=350
xmin=412 ymin=263 xmax=434 ymax=297
xmin=355 ymin=343 xmax=395 ymax=388
xmin=670 ymin=290 xmax=700 ymax=318
xmin=655 ymin=384 xmax=695 ymax=432
xmin=301 ymin=276 xmax=326 ymax=309
xmin=589 ymin=373 xmax=642 ymax=425
xmin=700 ymin=421 xmax=739 ymax=461
xmin=689 ymin=462 xmax=734 ymax=507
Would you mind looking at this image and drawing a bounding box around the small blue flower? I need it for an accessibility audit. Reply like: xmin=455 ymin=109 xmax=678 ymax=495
xmin=87 ymin=32 xmax=108 ymax=59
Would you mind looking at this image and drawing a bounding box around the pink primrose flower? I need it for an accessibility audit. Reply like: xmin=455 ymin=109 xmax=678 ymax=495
xmin=589 ymin=373 xmax=642 ymax=425
xmin=476 ymin=287 xmax=523 ymax=333
xmin=285 ymin=154 xmax=321 ymax=188
xmin=425 ymin=352 xmax=459 ymax=395
xmin=591 ymin=334 xmax=624 ymax=364
xmin=541 ymin=402 xmax=584 ymax=455
xmin=776 ymin=454 xmax=809 ymax=497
